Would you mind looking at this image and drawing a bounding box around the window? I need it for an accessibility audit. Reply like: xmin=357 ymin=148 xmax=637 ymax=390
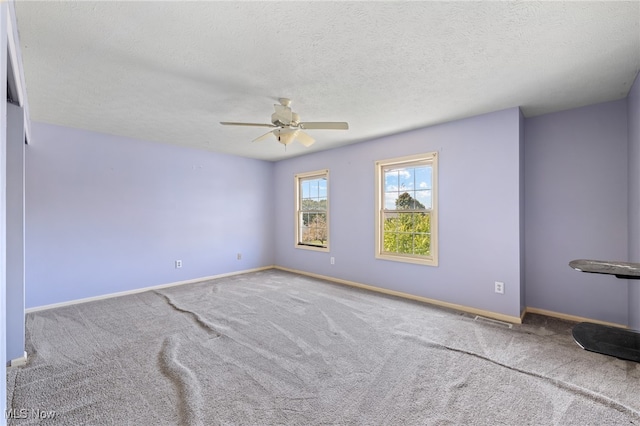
xmin=295 ymin=170 xmax=329 ymax=251
xmin=375 ymin=152 xmax=438 ymax=266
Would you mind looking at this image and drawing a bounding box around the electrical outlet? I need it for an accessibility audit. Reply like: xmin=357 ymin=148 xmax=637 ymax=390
xmin=330 ymin=257 xmax=335 ymax=265
xmin=494 ymin=281 xmax=504 ymax=294
xmin=237 ymin=253 xmax=242 ymax=260
xmin=175 ymin=260 xmax=182 ymax=269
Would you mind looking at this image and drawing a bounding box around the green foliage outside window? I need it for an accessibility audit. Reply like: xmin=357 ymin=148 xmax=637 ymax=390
xmin=383 ymin=192 xmax=431 ymax=256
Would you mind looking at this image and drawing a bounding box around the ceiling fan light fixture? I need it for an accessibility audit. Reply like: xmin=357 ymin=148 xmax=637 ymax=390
xmin=276 ymin=129 xmax=298 ymax=146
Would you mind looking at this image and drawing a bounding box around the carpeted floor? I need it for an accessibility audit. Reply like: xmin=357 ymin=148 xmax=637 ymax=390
xmin=7 ymin=269 xmax=640 ymax=425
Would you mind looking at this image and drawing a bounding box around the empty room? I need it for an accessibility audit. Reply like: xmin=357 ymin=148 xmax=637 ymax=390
xmin=2 ymin=1 xmax=640 ymax=424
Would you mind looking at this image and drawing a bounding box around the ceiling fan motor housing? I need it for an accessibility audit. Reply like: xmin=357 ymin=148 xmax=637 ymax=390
xmin=271 ymin=112 xmax=290 ymax=127
xmin=271 ymin=109 xmax=300 ymax=128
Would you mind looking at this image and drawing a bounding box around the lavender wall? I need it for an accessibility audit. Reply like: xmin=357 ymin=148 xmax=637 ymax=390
xmin=628 ymin=72 xmax=640 ymax=328
xmin=525 ymin=100 xmax=628 ymax=324
xmin=25 ymin=123 xmax=275 ymax=308
xmin=274 ymin=108 xmax=524 ymax=319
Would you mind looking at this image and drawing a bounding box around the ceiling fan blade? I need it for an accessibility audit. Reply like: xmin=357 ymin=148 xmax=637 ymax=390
xmin=299 ymin=122 xmax=349 ymax=130
xmin=220 ymin=122 xmax=276 ymax=128
xmin=253 ymin=131 xmax=275 ymax=143
xmin=296 ymin=131 xmax=315 ymax=147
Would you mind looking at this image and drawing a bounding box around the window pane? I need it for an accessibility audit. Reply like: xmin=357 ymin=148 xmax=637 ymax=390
xmin=384 ymin=192 xmax=398 ymax=210
xmin=414 ymin=212 xmax=431 ymax=233
xmin=309 ymin=179 xmax=319 ymax=198
xmin=299 ymin=211 xmax=306 ymax=238
xmin=382 ymin=211 xmax=431 ymax=255
xmin=397 ymin=233 xmax=412 ymax=254
xmin=414 ymin=234 xmax=431 ymax=255
xmin=300 ymin=177 xmax=327 ymax=212
xmin=415 ymin=190 xmax=431 ymax=209
xmin=300 ymin=199 xmax=312 ymax=211
xmin=396 ymin=212 xmax=413 ymax=232
xmin=383 ymin=212 xmax=398 ymax=232
xmin=399 ymin=168 xmax=414 ymax=191
xmin=302 ymin=198 xmax=326 ymax=212
xmin=395 ymin=192 xmax=425 ymax=210
xmin=318 ymin=178 xmax=327 ymax=198
xmin=385 ymin=170 xmax=399 ymax=192
xmin=301 ymin=212 xmax=327 ymax=246
xmin=384 ymin=166 xmax=429 ymax=210
xmin=415 ymin=166 xmax=431 ymax=190
xmin=383 ymin=232 xmax=397 ymax=253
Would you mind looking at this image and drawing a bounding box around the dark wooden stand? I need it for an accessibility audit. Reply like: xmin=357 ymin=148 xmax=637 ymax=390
xmin=569 ymin=259 xmax=640 ymax=362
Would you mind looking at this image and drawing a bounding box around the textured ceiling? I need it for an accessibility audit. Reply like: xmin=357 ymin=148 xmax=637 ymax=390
xmin=15 ymin=1 xmax=640 ymax=161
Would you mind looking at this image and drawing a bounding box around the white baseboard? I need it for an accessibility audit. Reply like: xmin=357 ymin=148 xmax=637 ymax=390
xmin=274 ymin=266 xmax=524 ymax=324
xmin=25 ymin=265 xmax=275 ymax=313
xmin=275 ymin=267 xmax=628 ymax=327
xmin=25 ymin=265 xmax=624 ymax=329
xmin=9 ymin=351 xmax=27 ymax=367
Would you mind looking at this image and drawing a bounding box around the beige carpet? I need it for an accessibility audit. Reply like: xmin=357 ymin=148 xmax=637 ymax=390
xmin=7 ymin=269 xmax=640 ymax=425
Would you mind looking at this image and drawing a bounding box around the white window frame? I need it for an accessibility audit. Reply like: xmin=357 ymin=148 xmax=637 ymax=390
xmin=295 ymin=169 xmax=330 ymax=252
xmin=375 ymin=152 xmax=438 ymax=266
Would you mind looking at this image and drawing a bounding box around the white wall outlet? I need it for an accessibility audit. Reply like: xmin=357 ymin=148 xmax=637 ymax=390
xmin=237 ymin=253 xmax=242 ymax=260
xmin=494 ymin=281 xmax=504 ymax=294
xmin=330 ymin=257 xmax=335 ymax=265
xmin=175 ymin=260 xmax=182 ymax=269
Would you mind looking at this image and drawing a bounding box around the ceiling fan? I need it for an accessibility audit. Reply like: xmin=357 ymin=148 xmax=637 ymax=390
xmin=220 ymin=98 xmax=349 ymax=147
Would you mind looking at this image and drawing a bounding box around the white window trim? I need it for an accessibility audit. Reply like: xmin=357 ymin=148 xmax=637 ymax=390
xmin=375 ymin=152 xmax=438 ymax=266
xmin=295 ymin=169 xmax=330 ymax=252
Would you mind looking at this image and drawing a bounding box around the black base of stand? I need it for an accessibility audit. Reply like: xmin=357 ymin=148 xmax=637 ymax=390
xmin=572 ymin=322 xmax=640 ymax=363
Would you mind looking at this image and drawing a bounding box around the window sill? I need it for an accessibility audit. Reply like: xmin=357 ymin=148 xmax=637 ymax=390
xmin=296 ymin=243 xmax=330 ymax=252
xmin=376 ymin=252 xmax=438 ymax=266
